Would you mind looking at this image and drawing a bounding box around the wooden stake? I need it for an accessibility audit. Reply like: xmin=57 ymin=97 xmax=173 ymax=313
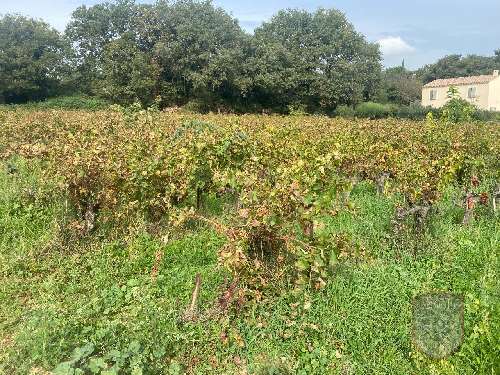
xmin=189 ymin=273 xmax=202 ymax=314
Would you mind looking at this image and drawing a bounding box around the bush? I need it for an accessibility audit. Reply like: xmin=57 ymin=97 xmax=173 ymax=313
xmin=288 ymin=103 xmax=308 ymax=116
xmin=26 ymin=96 xmax=111 ymax=111
xmin=182 ymin=99 xmax=213 ymax=114
xmin=441 ymin=98 xmax=477 ymax=123
xmin=473 ymin=109 xmax=500 ymax=122
xmin=355 ymin=102 xmax=391 ymax=119
xmin=335 ymin=105 xmax=355 ymax=118
xmin=439 ymin=86 xmax=477 ymax=123
xmin=351 ymin=100 xmax=498 ymax=122
xmin=231 ymin=101 xmax=264 ymax=115
xmin=395 ymin=102 xmax=439 ymax=120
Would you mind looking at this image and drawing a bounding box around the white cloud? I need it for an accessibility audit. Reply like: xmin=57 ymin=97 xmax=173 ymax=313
xmin=377 ymin=36 xmax=415 ymax=56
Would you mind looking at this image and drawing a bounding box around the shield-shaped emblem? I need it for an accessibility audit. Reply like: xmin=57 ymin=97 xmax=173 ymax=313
xmin=412 ymin=292 xmax=464 ymax=359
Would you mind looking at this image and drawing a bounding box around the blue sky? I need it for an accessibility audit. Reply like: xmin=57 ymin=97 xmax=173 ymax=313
xmin=1 ymin=0 xmax=499 ymax=69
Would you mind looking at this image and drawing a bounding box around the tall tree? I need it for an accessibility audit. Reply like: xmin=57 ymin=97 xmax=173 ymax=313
xmin=378 ymin=66 xmax=422 ymax=105
xmin=99 ymin=34 xmax=160 ymax=105
xmin=66 ymin=0 xmax=250 ymax=107
xmin=151 ymin=0 xmax=250 ymax=106
xmin=250 ymin=8 xmax=382 ymax=111
xmin=65 ymin=0 xmax=146 ymax=93
xmin=0 ymin=15 xmax=69 ymax=103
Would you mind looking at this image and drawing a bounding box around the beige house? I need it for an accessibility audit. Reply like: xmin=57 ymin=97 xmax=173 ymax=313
xmin=422 ymin=70 xmax=500 ymax=111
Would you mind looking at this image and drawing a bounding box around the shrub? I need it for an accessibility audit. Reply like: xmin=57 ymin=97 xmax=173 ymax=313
xmin=441 ymin=98 xmax=477 ymax=123
xmin=27 ymin=96 xmax=111 ymax=111
xmin=440 ymin=86 xmax=477 ymax=123
xmin=288 ymin=103 xmax=308 ymax=116
xmin=473 ymin=109 xmax=500 ymax=122
xmin=355 ymin=102 xmax=391 ymax=119
xmin=396 ymin=103 xmax=440 ymax=120
xmin=231 ymin=101 xmax=264 ymax=115
xmin=182 ymin=99 xmax=211 ymax=113
xmin=335 ymin=105 xmax=355 ymax=118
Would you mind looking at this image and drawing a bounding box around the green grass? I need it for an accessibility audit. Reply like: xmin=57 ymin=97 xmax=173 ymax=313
xmin=0 ymin=159 xmax=498 ymax=374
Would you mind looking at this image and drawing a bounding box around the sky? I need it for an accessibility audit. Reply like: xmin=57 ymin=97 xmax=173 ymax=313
xmin=1 ymin=0 xmax=499 ymax=70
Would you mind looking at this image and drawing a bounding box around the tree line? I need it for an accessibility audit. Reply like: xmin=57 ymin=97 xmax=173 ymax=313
xmin=377 ymin=52 xmax=500 ymax=106
xmin=1 ymin=0 xmax=499 ymax=113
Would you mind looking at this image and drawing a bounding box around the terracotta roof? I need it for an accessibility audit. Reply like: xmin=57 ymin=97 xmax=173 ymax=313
xmin=424 ymin=74 xmax=498 ymax=88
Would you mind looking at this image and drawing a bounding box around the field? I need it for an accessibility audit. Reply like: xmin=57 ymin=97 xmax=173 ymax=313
xmin=0 ymin=108 xmax=499 ymax=374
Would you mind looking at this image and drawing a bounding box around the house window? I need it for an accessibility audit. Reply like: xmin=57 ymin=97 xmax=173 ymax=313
xmin=430 ymin=90 xmax=438 ymax=100
xmin=468 ymin=87 xmax=476 ymax=99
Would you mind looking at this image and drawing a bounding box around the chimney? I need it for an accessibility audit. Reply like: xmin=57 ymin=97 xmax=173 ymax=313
xmin=494 ymin=70 xmax=499 ymax=77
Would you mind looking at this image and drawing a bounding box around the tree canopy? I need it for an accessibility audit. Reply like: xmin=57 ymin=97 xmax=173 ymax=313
xmin=1 ymin=0 xmax=498 ymax=111
xmin=65 ymin=0 xmax=252 ymax=108
xmin=0 ymin=15 xmax=69 ymax=103
xmin=417 ymin=53 xmax=500 ymax=84
xmin=377 ymin=66 xmax=422 ymax=105
xmin=250 ymin=9 xmax=381 ymax=111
